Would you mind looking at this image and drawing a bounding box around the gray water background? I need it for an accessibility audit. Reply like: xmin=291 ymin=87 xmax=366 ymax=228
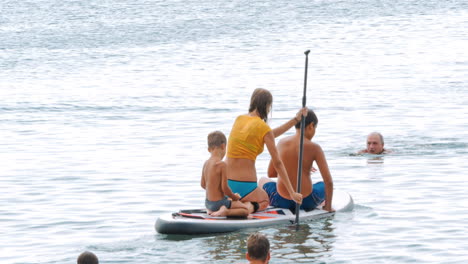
xmin=1 ymin=0 xmax=467 ymax=263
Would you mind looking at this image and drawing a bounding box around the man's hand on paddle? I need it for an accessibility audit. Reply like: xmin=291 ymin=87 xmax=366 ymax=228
xmin=291 ymin=192 xmax=303 ymax=204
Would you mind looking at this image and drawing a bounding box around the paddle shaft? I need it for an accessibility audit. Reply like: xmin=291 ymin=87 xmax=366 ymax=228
xmin=295 ymin=50 xmax=310 ymax=225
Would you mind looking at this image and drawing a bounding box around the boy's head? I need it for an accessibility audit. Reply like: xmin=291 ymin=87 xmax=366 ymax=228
xmin=207 ymin=130 xmax=227 ymax=151
xmin=77 ymin=251 xmax=99 ymax=264
xmin=295 ymin=109 xmax=318 ymax=129
xmin=246 ymin=232 xmax=270 ymax=263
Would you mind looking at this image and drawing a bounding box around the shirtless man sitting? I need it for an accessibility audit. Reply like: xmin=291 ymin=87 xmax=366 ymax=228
xmin=259 ymin=109 xmax=334 ymax=212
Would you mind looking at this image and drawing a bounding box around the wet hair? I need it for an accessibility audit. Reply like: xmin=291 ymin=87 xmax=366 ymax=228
xmin=369 ymin=132 xmax=384 ymax=144
xmin=249 ymin=88 xmax=273 ymax=122
xmin=207 ymin=130 xmax=227 ymax=148
xmin=77 ymin=251 xmax=99 ymax=264
xmin=295 ymin=109 xmax=318 ymax=129
xmin=247 ymin=232 xmax=270 ymax=261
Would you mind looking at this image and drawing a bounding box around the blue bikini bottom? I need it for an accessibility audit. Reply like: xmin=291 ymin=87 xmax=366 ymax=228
xmin=227 ymin=179 xmax=258 ymax=199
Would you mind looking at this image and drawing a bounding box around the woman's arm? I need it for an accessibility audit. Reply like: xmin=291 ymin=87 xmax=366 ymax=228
xmin=264 ymin=131 xmax=302 ymax=204
xmin=272 ymin=117 xmax=299 ymax=138
xmin=271 ymin=107 xmax=307 ymax=137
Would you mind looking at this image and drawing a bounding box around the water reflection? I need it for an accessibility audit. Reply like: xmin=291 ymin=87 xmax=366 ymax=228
xmin=271 ymin=219 xmax=336 ymax=262
xmin=200 ymin=231 xmax=247 ymax=262
xmin=366 ymin=155 xmax=385 ymax=165
xmin=349 ymin=152 xmax=387 ymax=165
xmin=161 ymin=216 xmax=339 ymax=263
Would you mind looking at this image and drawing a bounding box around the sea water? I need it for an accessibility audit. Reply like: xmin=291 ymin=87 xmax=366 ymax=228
xmin=1 ymin=0 xmax=467 ymax=263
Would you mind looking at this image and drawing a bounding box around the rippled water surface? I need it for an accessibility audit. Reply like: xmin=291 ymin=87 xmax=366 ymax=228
xmin=1 ymin=0 xmax=467 ymax=263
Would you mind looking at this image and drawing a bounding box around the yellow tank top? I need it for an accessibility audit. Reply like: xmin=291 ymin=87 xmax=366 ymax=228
xmin=227 ymin=115 xmax=272 ymax=160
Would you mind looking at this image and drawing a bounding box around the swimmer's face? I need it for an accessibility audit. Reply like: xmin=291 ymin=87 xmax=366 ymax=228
xmin=366 ymin=134 xmax=384 ymax=154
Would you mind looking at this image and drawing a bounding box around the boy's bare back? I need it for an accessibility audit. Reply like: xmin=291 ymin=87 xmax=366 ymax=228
xmin=202 ymin=157 xmax=226 ymax=202
xmin=201 ymin=130 xmax=248 ymax=217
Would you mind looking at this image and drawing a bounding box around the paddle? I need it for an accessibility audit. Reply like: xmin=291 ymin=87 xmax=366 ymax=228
xmin=294 ymin=50 xmax=310 ymax=225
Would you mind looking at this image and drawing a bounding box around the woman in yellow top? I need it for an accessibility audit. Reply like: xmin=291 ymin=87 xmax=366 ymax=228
xmin=227 ymin=88 xmax=304 ymax=213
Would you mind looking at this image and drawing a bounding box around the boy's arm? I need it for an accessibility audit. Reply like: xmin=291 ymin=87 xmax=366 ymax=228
xmin=315 ymin=145 xmax=334 ymax=212
xmin=220 ymin=162 xmax=240 ymax=201
xmin=201 ymin=163 xmax=206 ymax=189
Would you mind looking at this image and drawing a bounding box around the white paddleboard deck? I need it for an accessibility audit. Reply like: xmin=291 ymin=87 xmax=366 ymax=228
xmin=155 ymin=189 xmax=353 ymax=235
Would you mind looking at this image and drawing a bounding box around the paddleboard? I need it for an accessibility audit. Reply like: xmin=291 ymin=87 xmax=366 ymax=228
xmin=155 ymin=189 xmax=353 ymax=235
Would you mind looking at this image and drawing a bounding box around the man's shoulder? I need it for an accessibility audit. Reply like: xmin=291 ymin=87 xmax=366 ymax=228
xmin=357 ymin=149 xmax=368 ymax=154
xmin=276 ymin=135 xmax=292 ymax=146
xmin=305 ymin=141 xmax=322 ymax=150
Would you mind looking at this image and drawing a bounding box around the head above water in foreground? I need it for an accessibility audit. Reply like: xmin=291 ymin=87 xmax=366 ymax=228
xmin=246 ymin=232 xmax=270 ymax=264
xmin=77 ymin=251 xmax=99 ymax=264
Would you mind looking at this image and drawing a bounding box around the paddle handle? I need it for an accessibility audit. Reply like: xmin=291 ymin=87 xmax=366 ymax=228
xmin=302 ymin=50 xmax=310 ymax=108
xmin=295 ymin=50 xmax=310 ymax=225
